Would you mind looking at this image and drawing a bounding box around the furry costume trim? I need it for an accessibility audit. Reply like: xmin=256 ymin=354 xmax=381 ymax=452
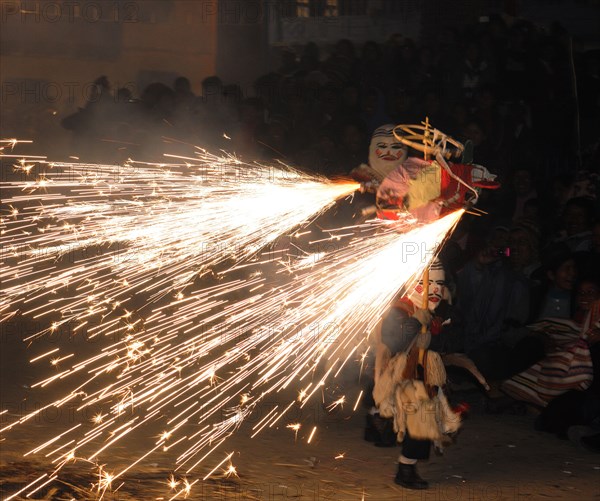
xmin=395 ymin=381 xmax=460 ymax=441
xmin=373 ymin=350 xmax=460 ymax=443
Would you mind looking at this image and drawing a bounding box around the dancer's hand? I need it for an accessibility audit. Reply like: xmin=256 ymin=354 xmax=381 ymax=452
xmin=412 ymin=308 xmax=432 ymax=328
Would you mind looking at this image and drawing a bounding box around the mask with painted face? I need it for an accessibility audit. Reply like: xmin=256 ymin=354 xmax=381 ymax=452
xmin=368 ymin=124 xmax=408 ymax=179
xmin=407 ymin=259 xmax=446 ymax=311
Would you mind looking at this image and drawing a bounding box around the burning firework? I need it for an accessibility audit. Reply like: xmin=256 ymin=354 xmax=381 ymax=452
xmin=1 ymin=143 xmax=462 ymax=498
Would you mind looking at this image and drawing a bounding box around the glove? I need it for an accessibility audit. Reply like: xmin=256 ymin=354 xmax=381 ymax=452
xmin=412 ymin=308 xmax=432 ymax=328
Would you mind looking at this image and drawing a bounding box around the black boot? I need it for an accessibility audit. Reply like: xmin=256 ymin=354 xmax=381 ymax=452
xmin=395 ymin=463 xmax=428 ymax=490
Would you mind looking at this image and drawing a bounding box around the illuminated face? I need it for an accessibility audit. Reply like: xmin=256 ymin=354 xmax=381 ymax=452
xmin=407 ymin=260 xmax=446 ymax=311
xmin=576 ymin=281 xmax=600 ymax=312
xmin=368 ymin=125 xmax=407 ymax=177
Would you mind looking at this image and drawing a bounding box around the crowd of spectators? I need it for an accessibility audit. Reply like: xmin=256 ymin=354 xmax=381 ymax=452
xmin=63 ymin=16 xmax=599 ymax=177
xmin=60 ymin=15 xmax=600 ymax=449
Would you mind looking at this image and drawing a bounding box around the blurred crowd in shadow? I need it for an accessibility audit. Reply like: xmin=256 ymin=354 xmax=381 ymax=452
xmin=60 ymin=15 xmax=600 ymax=450
xmin=62 ymin=16 xmax=599 ymax=176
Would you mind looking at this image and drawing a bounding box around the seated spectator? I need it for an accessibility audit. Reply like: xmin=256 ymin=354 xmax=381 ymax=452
xmin=556 ymin=197 xmax=597 ymax=252
xmin=385 ymin=87 xmax=417 ymax=124
xmin=533 ymin=244 xmax=577 ymax=321
xmin=574 ymin=278 xmax=600 ymax=324
xmin=334 ymin=120 xmax=368 ymax=174
xmin=521 ymin=198 xmax=541 ymax=228
xmin=323 ymin=38 xmax=358 ymax=86
xmin=256 ymin=115 xmax=290 ymax=161
xmin=358 ymin=40 xmax=384 ymax=90
xmin=414 ymin=90 xmax=453 ymax=133
xmin=229 ymin=97 xmax=266 ymax=159
xmin=472 ymin=85 xmax=505 ymax=150
xmin=140 ymin=82 xmax=176 ymax=123
xmin=508 ymin=221 xmax=541 ymax=280
xmin=276 ymin=47 xmax=299 ymax=77
xmin=299 ymin=42 xmax=321 ymax=73
xmin=460 ymin=118 xmax=497 ymax=173
xmin=360 ymin=87 xmax=392 ymax=135
xmin=498 ymin=167 xmax=538 ymax=222
xmin=502 ymin=286 xmax=600 ymax=427
xmin=294 ymin=126 xmax=339 ymax=176
xmin=454 ymin=231 xmax=533 ymax=381
xmin=61 ymin=75 xmax=115 ymax=160
xmin=566 ymin=298 xmax=600 ymax=452
xmin=221 ymin=84 xmax=243 ymax=129
xmin=173 ymin=76 xmax=195 ymax=111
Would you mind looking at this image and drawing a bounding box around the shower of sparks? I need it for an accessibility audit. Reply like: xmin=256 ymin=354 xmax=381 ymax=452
xmin=1 ymin=143 xmax=463 ymax=498
xmin=167 ymin=474 xmax=179 ymax=490
xmin=326 ymin=396 xmax=346 ymax=412
xmin=2 ymin=208 xmax=462 ymax=496
xmin=286 ymin=423 xmax=301 ymax=441
xmin=353 ymin=391 xmax=363 ymax=412
xmin=223 ymin=462 xmax=239 ymax=479
xmin=307 ymin=426 xmax=318 ymax=444
xmin=1 ymin=149 xmax=358 ymax=329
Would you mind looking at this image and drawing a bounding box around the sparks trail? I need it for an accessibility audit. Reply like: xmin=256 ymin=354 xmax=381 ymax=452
xmin=1 ymin=148 xmax=358 ymax=330
xmin=3 ymin=212 xmax=462 ymax=497
xmin=1 ymin=142 xmax=462 ymax=498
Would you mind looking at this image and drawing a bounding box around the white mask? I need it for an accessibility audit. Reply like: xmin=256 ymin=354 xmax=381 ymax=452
xmin=407 ymin=259 xmax=446 ymax=311
xmin=368 ymin=124 xmax=407 ymax=179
